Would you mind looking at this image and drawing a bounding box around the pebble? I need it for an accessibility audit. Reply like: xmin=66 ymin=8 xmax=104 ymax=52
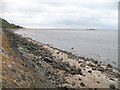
xmin=88 ymin=70 xmax=92 ymax=73
xmin=80 ymin=82 xmax=85 ymax=87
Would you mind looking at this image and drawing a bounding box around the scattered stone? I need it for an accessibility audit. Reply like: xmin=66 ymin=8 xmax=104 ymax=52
xmin=94 ymin=88 xmax=97 ymax=90
xmin=71 ymin=66 xmax=83 ymax=75
xmin=78 ymin=78 xmax=81 ymax=80
xmin=107 ymin=64 xmax=112 ymax=68
xmin=71 ymin=66 xmax=76 ymax=74
xmin=92 ymin=67 xmax=96 ymax=70
xmin=106 ymin=68 xmax=113 ymax=72
xmin=5 ymin=31 xmax=119 ymax=88
xmin=88 ymin=70 xmax=92 ymax=73
xmin=97 ymin=81 xmax=100 ymax=83
xmin=61 ymin=85 xmax=74 ymax=90
xmin=11 ymin=68 xmax=16 ymax=73
xmin=97 ymin=64 xmax=101 ymax=67
xmin=76 ymin=68 xmax=82 ymax=74
xmin=83 ymin=69 xmax=86 ymax=71
xmin=44 ymin=57 xmax=53 ymax=63
xmin=109 ymin=84 xmax=115 ymax=89
xmin=72 ymin=82 xmax=75 ymax=86
xmin=110 ymin=77 xmax=115 ymax=81
xmin=87 ymin=63 xmax=95 ymax=67
xmin=80 ymin=82 xmax=85 ymax=87
xmin=94 ymin=61 xmax=98 ymax=64
xmin=98 ymin=67 xmax=105 ymax=72
xmin=80 ymin=63 xmax=86 ymax=67
xmin=83 ymin=75 xmax=86 ymax=77
xmin=56 ymin=52 xmax=60 ymax=54
xmin=61 ymin=58 xmax=63 ymax=60
xmin=78 ymin=61 xmax=82 ymax=63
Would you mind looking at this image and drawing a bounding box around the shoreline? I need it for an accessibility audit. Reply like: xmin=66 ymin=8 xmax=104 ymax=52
xmin=15 ymin=28 xmax=118 ymax=69
xmin=15 ymin=29 xmax=119 ymax=70
xmin=4 ymin=29 xmax=120 ymax=88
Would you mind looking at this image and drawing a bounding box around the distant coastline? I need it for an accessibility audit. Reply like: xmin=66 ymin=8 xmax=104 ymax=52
xmin=86 ymin=28 xmax=96 ymax=30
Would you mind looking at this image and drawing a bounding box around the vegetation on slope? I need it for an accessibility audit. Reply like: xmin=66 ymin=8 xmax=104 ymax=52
xmin=1 ymin=19 xmax=50 ymax=88
xmin=0 ymin=18 xmax=23 ymax=29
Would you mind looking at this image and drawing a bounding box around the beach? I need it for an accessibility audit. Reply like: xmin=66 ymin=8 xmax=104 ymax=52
xmin=15 ymin=29 xmax=118 ymax=68
xmin=2 ymin=29 xmax=119 ymax=89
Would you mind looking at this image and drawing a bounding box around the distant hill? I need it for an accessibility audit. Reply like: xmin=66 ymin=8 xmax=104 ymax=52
xmin=0 ymin=18 xmax=23 ymax=29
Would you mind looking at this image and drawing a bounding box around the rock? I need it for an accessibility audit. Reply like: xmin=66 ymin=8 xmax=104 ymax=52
xmin=107 ymin=64 xmax=112 ymax=68
xmin=88 ymin=70 xmax=92 ymax=73
xmin=110 ymin=77 xmax=115 ymax=81
xmin=97 ymin=81 xmax=100 ymax=83
xmin=106 ymin=68 xmax=113 ymax=72
xmin=11 ymin=68 xmax=16 ymax=73
xmin=80 ymin=82 xmax=85 ymax=87
xmin=71 ymin=48 xmax=74 ymax=49
xmin=52 ymin=62 xmax=59 ymax=68
xmin=72 ymin=82 xmax=75 ymax=86
xmin=109 ymin=84 xmax=115 ymax=89
xmin=78 ymin=78 xmax=81 ymax=80
xmin=98 ymin=67 xmax=105 ymax=72
xmin=71 ymin=66 xmax=82 ymax=75
xmin=77 ymin=68 xmax=83 ymax=75
xmin=92 ymin=67 xmax=96 ymax=70
xmin=78 ymin=61 xmax=82 ymax=63
xmin=79 ymin=56 xmax=85 ymax=60
xmin=80 ymin=63 xmax=86 ymax=67
xmin=94 ymin=60 xmax=98 ymax=64
xmin=44 ymin=57 xmax=53 ymax=63
xmin=61 ymin=58 xmax=63 ymax=60
xmin=83 ymin=75 xmax=86 ymax=77
xmin=60 ymin=85 xmax=74 ymax=90
xmin=83 ymin=69 xmax=86 ymax=71
xmin=56 ymin=52 xmax=60 ymax=54
xmin=87 ymin=63 xmax=95 ymax=67
xmin=97 ymin=64 xmax=101 ymax=67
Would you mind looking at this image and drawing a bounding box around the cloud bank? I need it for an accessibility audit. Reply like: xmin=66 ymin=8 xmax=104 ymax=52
xmin=1 ymin=0 xmax=119 ymax=30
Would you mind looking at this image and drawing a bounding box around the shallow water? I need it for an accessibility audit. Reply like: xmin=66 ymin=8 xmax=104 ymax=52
xmin=16 ymin=29 xmax=118 ymax=68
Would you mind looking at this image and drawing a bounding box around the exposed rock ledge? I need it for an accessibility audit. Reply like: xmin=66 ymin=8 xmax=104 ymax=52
xmin=2 ymin=29 xmax=120 ymax=89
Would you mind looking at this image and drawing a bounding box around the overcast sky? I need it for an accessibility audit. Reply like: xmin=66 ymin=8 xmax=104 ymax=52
xmin=0 ymin=0 xmax=119 ymax=30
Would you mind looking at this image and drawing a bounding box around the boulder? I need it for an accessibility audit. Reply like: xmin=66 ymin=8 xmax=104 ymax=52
xmin=109 ymin=84 xmax=115 ymax=89
xmin=80 ymin=82 xmax=85 ymax=87
xmin=44 ymin=57 xmax=53 ymax=63
xmin=80 ymin=63 xmax=86 ymax=68
xmin=88 ymin=70 xmax=92 ymax=73
xmin=87 ymin=63 xmax=95 ymax=67
xmin=94 ymin=60 xmax=98 ymax=64
xmin=71 ymin=66 xmax=82 ymax=75
xmin=97 ymin=67 xmax=105 ymax=72
xmin=107 ymin=64 xmax=112 ymax=68
xmin=92 ymin=67 xmax=97 ymax=70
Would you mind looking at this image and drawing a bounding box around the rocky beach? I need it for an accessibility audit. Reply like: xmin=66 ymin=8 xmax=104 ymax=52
xmin=2 ymin=29 xmax=120 ymax=89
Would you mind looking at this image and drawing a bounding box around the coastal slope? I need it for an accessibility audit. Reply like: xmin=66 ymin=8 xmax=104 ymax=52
xmin=1 ymin=18 xmax=120 ymax=89
xmin=2 ymin=31 xmax=56 ymax=88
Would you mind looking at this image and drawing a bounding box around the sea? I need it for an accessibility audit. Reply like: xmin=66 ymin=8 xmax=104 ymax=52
xmin=15 ymin=29 xmax=118 ymax=68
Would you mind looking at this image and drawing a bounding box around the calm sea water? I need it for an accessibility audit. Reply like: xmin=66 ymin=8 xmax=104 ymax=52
xmin=16 ymin=29 xmax=118 ymax=68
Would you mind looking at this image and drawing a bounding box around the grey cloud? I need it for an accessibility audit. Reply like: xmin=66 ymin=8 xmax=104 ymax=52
xmin=1 ymin=0 xmax=118 ymax=30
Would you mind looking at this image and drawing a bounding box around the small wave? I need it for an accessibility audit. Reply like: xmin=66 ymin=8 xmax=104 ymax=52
xmin=98 ymin=55 xmax=109 ymax=60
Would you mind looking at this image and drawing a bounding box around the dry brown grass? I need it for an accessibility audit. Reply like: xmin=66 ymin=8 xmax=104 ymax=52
xmin=1 ymin=32 xmax=34 ymax=88
xmin=2 ymin=32 xmax=13 ymax=53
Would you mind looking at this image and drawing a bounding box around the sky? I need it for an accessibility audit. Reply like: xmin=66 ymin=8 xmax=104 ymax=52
xmin=0 ymin=0 xmax=119 ymax=30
